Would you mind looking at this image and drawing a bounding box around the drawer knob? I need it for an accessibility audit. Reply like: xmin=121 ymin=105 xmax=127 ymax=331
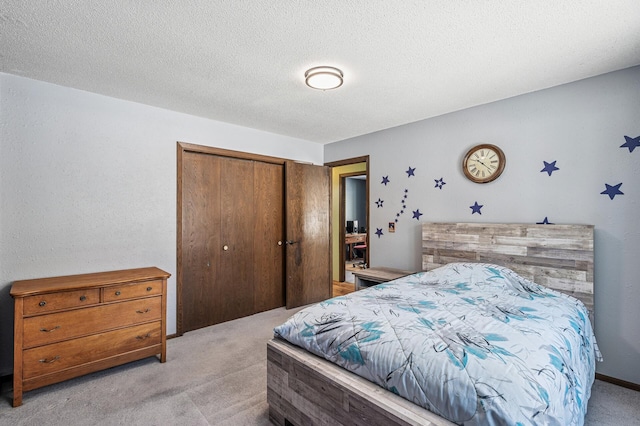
xmin=80 ymin=295 xmax=87 ymax=302
xmin=38 ymin=355 xmax=60 ymax=364
xmin=146 ymin=286 xmax=152 ymax=291
xmin=40 ymin=325 xmax=61 ymax=333
xmin=136 ymin=333 xmax=152 ymax=340
xmin=115 ymin=291 xmax=121 ymax=296
xmin=39 ymin=301 xmax=46 ymax=307
xmin=136 ymin=308 xmax=151 ymax=314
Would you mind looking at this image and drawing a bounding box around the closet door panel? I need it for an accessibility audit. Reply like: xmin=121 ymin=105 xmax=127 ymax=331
xmin=253 ymin=162 xmax=285 ymax=312
xmin=219 ymin=157 xmax=255 ymax=322
xmin=181 ymin=152 xmax=222 ymax=331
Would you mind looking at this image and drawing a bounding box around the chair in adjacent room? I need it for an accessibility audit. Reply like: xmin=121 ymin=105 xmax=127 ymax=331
xmin=352 ymin=244 xmax=367 ymax=268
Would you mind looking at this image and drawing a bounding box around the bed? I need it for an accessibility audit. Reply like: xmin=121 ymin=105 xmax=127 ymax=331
xmin=267 ymin=223 xmax=599 ymax=426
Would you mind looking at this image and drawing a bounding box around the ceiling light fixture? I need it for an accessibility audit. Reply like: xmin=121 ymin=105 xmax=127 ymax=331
xmin=304 ymin=66 xmax=343 ymax=90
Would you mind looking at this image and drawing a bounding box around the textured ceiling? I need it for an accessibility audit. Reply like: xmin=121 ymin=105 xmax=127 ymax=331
xmin=2 ymin=1 xmax=640 ymax=144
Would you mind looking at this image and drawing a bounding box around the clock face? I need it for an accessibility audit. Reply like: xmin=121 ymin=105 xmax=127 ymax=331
xmin=463 ymin=144 xmax=505 ymax=183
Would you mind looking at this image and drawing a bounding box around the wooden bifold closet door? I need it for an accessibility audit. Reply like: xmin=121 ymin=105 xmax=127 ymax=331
xmin=181 ymin=152 xmax=284 ymax=333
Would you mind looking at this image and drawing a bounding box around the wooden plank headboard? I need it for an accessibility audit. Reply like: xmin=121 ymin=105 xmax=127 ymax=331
xmin=421 ymin=223 xmax=594 ymax=318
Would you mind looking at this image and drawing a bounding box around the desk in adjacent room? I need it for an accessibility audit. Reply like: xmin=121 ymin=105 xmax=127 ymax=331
xmin=345 ymin=233 xmax=366 ymax=260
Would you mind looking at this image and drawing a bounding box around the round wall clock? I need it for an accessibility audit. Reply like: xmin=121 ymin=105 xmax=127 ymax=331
xmin=462 ymin=144 xmax=506 ymax=184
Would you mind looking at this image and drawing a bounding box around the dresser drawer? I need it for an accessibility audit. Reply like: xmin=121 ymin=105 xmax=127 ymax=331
xmin=23 ymin=321 xmax=161 ymax=379
xmin=23 ymin=297 xmax=161 ymax=348
xmin=103 ymin=280 xmax=163 ymax=302
xmin=23 ymin=289 xmax=100 ymax=315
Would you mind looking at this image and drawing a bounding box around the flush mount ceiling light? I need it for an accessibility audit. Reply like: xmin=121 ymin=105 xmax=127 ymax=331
xmin=304 ymin=66 xmax=343 ymax=90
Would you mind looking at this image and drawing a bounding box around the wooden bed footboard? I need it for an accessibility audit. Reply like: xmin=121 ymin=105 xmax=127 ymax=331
xmin=267 ymin=338 xmax=455 ymax=426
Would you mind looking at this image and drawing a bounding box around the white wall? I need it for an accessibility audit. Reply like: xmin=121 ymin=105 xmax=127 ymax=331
xmin=325 ymin=66 xmax=640 ymax=385
xmin=0 ymin=73 xmax=323 ymax=375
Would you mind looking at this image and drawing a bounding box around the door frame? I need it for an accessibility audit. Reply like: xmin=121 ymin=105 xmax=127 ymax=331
xmin=325 ymin=156 xmax=370 ymax=283
xmin=177 ymin=142 xmax=287 ymax=336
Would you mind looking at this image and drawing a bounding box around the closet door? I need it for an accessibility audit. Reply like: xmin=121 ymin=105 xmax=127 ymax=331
xmin=218 ymin=157 xmax=255 ymax=323
xmin=180 ymin=149 xmax=286 ymax=334
xmin=181 ymin=152 xmax=222 ymax=331
xmin=253 ymin=161 xmax=285 ymax=312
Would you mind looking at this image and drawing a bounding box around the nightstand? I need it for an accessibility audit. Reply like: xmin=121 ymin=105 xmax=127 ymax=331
xmin=352 ymin=267 xmax=417 ymax=291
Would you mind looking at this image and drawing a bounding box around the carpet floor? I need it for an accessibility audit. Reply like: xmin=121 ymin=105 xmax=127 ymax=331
xmin=1 ymin=306 xmax=638 ymax=425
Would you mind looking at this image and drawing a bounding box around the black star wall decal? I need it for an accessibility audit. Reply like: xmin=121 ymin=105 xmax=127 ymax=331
xmin=391 ymin=189 xmax=410 ymax=224
xmin=541 ymin=161 xmax=559 ymax=176
xmin=412 ymin=209 xmax=423 ymax=220
xmin=381 ymin=176 xmax=390 ymax=185
xmin=406 ymin=167 xmax=416 ymax=177
xmin=434 ymin=178 xmax=446 ymax=189
xmin=375 ymin=198 xmax=384 ymax=208
xmin=601 ymin=183 xmax=624 ymax=200
xmin=375 ymin=228 xmax=384 ymax=238
xmin=620 ymin=135 xmax=640 ymax=153
xmin=470 ymin=201 xmax=483 ymax=215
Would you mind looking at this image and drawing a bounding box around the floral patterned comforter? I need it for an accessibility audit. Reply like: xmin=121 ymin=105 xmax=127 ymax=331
xmin=274 ymin=263 xmax=602 ymax=425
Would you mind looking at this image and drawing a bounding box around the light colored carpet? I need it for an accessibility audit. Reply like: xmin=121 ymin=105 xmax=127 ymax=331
xmin=1 ymin=306 xmax=638 ymax=425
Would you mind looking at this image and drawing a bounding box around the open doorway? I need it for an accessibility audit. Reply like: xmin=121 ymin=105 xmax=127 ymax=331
xmin=342 ymin=174 xmax=367 ymax=282
xmin=325 ymin=156 xmax=369 ymax=287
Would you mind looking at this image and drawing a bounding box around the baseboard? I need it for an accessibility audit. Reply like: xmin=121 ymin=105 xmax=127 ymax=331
xmin=596 ymin=373 xmax=640 ymax=392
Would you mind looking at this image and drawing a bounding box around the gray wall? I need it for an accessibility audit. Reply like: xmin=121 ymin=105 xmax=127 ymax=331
xmin=0 ymin=73 xmax=324 ymax=376
xmin=325 ymin=66 xmax=640 ymax=385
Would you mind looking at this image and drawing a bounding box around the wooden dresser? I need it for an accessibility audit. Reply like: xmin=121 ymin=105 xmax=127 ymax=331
xmin=10 ymin=267 xmax=170 ymax=407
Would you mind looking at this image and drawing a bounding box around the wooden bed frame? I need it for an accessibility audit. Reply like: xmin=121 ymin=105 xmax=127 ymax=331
xmin=267 ymin=222 xmax=594 ymax=426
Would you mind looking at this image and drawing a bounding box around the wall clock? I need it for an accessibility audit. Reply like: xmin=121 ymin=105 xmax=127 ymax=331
xmin=462 ymin=144 xmax=506 ymax=184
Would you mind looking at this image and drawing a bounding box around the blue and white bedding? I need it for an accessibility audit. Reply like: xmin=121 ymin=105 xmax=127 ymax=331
xmin=274 ymin=263 xmax=602 ymax=425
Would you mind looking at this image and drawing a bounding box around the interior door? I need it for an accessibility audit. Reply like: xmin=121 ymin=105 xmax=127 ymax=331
xmin=285 ymin=161 xmax=331 ymax=308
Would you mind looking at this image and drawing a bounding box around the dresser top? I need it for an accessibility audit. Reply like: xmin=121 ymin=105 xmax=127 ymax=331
xmin=11 ymin=267 xmax=171 ymax=297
